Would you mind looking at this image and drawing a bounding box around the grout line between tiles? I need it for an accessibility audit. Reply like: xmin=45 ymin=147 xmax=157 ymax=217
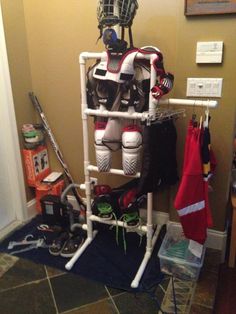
xmin=0 ymin=264 xmax=67 ymax=294
xmin=105 ymin=286 xmax=120 ymax=314
xmin=59 ymin=296 xmax=115 ymax=314
xmin=193 ymin=302 xmax=214 ymax=310
xmin=0 ymin=277 xmax=48 ymax=293
xmin=105 ymin=289 xmax=126 ymax=298
xmin=45 ymin=266 xmax=59 ymax=314
xmin=46 ymin=271 xmax=67 ymax=280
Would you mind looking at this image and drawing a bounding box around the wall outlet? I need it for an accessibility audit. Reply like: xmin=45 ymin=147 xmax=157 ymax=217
xmin=186 ymin=78 xmax=223 ymax=97
xmin=90 ymin=177 xmax=98 ymax=186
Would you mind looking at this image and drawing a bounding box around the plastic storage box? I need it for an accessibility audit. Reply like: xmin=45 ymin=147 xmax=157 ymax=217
xmin=158 ymin=223 xmax=205 ymax=281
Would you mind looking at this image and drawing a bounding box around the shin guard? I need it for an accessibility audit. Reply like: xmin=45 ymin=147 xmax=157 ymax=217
xmin=122 ymin=125 xmax=142 ymax=175
xmin=94 ymin=121 xmax=112 ymax=172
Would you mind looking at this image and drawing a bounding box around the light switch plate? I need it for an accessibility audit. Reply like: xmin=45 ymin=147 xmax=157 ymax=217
xmin=186 ymin=78 xmax=223 ymax=97
xmin=196 ymin=41 xmax=223 ymax=64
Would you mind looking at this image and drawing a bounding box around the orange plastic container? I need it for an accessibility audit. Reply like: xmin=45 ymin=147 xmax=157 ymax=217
xmin=35 ymin=179 xmax=65 ymax=213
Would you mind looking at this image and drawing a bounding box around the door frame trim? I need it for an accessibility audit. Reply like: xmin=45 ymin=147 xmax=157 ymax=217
xmin=0 ymin=3 xmax=27 ymax=223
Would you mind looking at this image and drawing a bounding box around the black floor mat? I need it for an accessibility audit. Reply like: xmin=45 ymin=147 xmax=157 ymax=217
xmin=0 ymin=215 xmax=166 ymax=292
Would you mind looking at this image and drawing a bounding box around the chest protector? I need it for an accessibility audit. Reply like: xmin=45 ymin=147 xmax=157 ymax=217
xmin=93 ymin=49 xmax=139 ymax=83
xmin=87 ymin=46 xmax=174 ymax=111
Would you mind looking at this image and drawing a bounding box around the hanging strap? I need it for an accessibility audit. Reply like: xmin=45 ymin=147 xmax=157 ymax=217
xmin=128 ymin=26 xmax=134 ymax=48
xmin=121 ymin=26 xmax=125 ymax=41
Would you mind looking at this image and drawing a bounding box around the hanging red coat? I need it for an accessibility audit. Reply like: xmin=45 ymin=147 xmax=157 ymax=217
xmin=174 ymin=120 xmax=211 ymax=244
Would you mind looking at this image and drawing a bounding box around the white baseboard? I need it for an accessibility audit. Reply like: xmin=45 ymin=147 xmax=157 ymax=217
xmin=164 ymin=221 xmax=227 ymax=262
xmin=0 ymin=199 xmax=38 ymax=241
xmin=141 ymin=210 xmax=227 ymax=255
xmin=206 ymin=228 xmax=227 ymax=262
xmin=174 ymin=223 xmax=226 ymax=260
xmin=0 ymin=221 xmax=22 ymax=241
xmin=26 ymin=198 xmax=37 ymax=220
xmin=139 ymin=209 xmax=226 ymax=261
xmin=140 ymin=208 xmax=170 ymax=226
xmin=26 ymin=196 xmax=227 ymax=261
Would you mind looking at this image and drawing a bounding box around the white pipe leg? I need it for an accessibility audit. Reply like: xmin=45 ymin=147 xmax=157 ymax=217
xmin=146 ymin=193 xmax=153 ymax=250
xmin=152 ymin=224 xmax=162 ymax=247
xmin=131 ymin=251 xmax=151 ymax=288
xmin=65 ymin=230 xmax=98 ymax=270
xmin=131 ymin=224 xmax=162 ymax=288
xmin=80 ymin=56 xmax=93 ymax=239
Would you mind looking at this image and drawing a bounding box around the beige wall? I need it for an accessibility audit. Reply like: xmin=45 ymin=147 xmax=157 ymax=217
xmin=2 ymin=0 xmax=236 ymax=230
xmin=170 ymin=4 xmax=236 ymax=227
xmin=1 ymin=0 xmax=35 ymax=200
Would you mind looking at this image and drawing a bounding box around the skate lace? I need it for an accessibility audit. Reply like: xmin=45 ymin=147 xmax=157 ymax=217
xmin=97 ymin=202 xmax=119 ymax=247
xmin=120 ymin=212 xmax=142 ymax=254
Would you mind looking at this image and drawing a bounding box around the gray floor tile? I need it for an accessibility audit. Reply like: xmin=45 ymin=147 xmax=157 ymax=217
xmin=193 ymin=269 xmax=218 ymax=308
xmin=0 ymin=246 xmax=220 ymax=314
xmin=0 ymin=253 xmax=18 ymax=278
xmin=202 ymin=248 xmax=221 ymax=274
xmin=106 ymin=286 xmax=126 ymax=296
xmin=62 ymin=299 xmax=118 ymax=314
xmin=45 ymin=265 xmax=65 ymax=278
xmin=190 ymin=303 xmax=213 ymax=313
xmin=0 ymin=279 xmax=56 ymax=314
xmin=0 ymin=258 xmax=46 ymax=291
xmin=50 ymin=273 xmax=109 ymax=313
xmin=113 ymin=291 xmax=161 ymax=314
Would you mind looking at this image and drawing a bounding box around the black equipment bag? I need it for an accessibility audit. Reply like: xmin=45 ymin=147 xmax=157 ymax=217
xmin=40 ymin=194 xmax=69 ymax=227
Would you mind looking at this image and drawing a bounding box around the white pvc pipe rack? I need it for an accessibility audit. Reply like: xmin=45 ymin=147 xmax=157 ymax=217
xmin=65 ymin=50 xmax=219 ymax=288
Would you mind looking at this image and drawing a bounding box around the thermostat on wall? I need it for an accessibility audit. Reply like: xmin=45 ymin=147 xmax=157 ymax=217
xmin=196 ymin=41 xmax=223 ymax=64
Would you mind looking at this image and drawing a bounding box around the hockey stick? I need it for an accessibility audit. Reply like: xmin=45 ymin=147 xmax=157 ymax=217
xmin=29 ymin=92 xmax=86 ymax=210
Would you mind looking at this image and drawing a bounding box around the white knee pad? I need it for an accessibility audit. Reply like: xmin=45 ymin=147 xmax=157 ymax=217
xmin=94 ymin=122 xmax=112 ymax=172
xmin=122 ymin=125 xmax=142 ymax=175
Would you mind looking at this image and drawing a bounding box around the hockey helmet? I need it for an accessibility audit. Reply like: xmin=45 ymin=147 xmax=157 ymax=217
xmin=97 ymin=0 xmax=138 ymax=28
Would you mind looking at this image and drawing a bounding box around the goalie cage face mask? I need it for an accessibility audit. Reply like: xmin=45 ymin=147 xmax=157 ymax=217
xmin=97 ymin=0 xmax=138 ymax=28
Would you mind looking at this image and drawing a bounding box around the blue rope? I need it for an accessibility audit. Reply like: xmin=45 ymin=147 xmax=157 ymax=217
xmin=171 ymin=276 xmax=178 ymax=314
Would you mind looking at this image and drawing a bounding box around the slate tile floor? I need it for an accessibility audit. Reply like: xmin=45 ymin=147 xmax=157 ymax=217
xmin=0 ymin=248 xmax=221 ymax=314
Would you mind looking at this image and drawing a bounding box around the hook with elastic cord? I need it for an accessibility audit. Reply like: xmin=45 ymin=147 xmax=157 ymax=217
xmin=204 ymin=100 xmax=210 ymax=128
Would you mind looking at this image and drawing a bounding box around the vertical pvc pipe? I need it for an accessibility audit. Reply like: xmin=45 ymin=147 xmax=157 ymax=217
xmin=149 ymin=55 xmax=158 ymax=118
xmin=145 ymin=55 xmax=156 ymax=250
xmin=146 ymin=192 xmax=153 ymax=251
xmin=79 ymin=55 xmax=93 ymax=239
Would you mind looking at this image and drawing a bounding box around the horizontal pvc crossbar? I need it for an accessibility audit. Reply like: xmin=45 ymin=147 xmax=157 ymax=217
xmin=87 ymin=165 xmax=141 ymax=178
xmin=89 ymin=215 xmax=148 ymax=232
xmin=159 ymin=98 xmax=218 ymax=108
xmin=79 ymin=51 xmax=157 ymax=63
xmin=85 ymin=108 xmax=148 ymax=120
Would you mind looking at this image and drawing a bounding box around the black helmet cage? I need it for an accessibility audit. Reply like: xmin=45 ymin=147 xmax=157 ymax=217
xmin=97 ymin=0 xmax=138 ymax=27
